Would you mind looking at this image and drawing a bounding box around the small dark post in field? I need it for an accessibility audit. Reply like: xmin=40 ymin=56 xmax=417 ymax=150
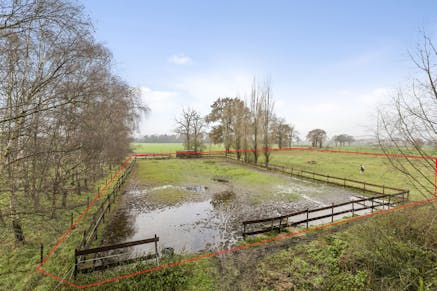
xmin=70 ymin=213 xmax=74 ymax=229
xmin=383 ymin=185 xmax=385 ymax=194
xmin=40 ymin=243 xmax=43 ymax=263
xmin=352 ymin=201 xmax=354 ymax=216
xmin=331 ymin=203 xmax=334 ymax=222
xmin=74 ymin=249 xmax=78 ymax=280
xmin=371 ymin=198 xmax=374 ymax=213
xmin=306 ymin=208 xmax=309 ymax=228
xmin=154 ymin=234 xmax=159 ymax=265
xmin=388 ymin=195 xmax=391 ymax=209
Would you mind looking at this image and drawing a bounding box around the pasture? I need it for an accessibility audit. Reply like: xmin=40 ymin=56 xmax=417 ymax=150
xmin=132 ymin=143 xmax=435 ymax=200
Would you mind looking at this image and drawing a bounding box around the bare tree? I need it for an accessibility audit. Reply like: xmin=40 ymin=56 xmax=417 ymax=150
xmin=377 ymin=35 xmax=437 ymax=198
xmin=175 ymin=108 xmax=205 ymax=151
xmin=206 ymin=97 xmax=235 ymax=155
xmin=260 ymin=80 xmax=274 ymax=167
xmin=249 ymin=79 xmax=262 ymax=163
xmin=272 ymin=117 xmax=294 ymax=149
xmin=306 ymin=129 xmax=327 ymax=148
xmin=333 ymin=134 xmax=355 ymax=147
xmin=206 ymin=97 xmax=248 ymax=158
xmin=0 ymin=0 xmax=145 ymax=242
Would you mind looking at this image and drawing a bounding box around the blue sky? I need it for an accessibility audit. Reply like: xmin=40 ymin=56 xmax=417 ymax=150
xmin=83 ymin=0 xmax=437 ymax=138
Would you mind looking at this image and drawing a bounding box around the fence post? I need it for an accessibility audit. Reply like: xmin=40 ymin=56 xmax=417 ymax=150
xmin=352 ymin=201 xmax=354 ymax=216
xmin=306 ymin=208 xmax=309 ymax=229
xmin=388 ymin=195 xmax=391 ymax=209
xmin=243 ymin=223 xmax=246 ymax=237
xmin=363 ymin=182 xmax=366 ymax=193
xmin=383 ymin=185 xmax=385 ymax=194
xmin=70 ymin=212 xmax=74 ymax=228
xmin=371 ymin=198 xmax=374 ymax=213
xmin=154 ymin=234 xmax=159 ymax=265
xmin=331 ymin=203 xmax=334 ymax=222
xmin=74 ymin=249 xmax=78 ymax=280
xmin=40 ymin=243 xmax=43 ymax=264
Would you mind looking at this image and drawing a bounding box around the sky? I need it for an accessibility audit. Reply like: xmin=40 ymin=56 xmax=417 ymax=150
xmin=82 ymin=0 xmax=437 ymax=139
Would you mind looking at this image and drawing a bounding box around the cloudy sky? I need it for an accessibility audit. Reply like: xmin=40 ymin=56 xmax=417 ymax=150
xmin=83 ymin=0 xmax=437 ymax=139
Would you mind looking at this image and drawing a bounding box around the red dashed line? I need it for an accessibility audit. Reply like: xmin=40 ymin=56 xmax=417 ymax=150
xmin=35 ymin=148 xmax=437 ymax=288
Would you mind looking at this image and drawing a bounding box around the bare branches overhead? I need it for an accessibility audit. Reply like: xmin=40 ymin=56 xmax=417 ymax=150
xmin=0 ymin=0 xmax=146 ymax=242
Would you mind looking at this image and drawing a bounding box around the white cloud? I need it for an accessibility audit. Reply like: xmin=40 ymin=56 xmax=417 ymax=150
xmin=357 ymin=88 xmax=393 ymax=106
xmin=137 ymin=86 xmax=181 ymax=135
xmin=168 ymin=54 xmax=192 ymax=65
xmin=175 ymin=70 xmax=254 ymax=112
xmin=276 ymin=87 xmax=394 ymax=139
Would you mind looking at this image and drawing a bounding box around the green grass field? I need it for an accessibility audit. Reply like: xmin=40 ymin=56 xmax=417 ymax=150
xmin=2 ymin=143 xmax=435 ymax=290
xmin=267 ymin=149 xmax=434 ymax=201
xmin=131 ymin=143 xmax=435 ymax=200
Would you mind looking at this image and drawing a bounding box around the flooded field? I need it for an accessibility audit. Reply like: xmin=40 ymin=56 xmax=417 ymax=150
xmin=102 ymin=159 xmax=361 ymax=255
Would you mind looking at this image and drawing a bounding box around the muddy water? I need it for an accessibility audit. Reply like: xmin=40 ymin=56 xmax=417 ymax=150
xmin=103 ymin=175 xmax=360 ymax=255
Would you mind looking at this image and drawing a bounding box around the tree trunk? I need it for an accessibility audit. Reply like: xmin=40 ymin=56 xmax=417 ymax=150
xmin=0 ymin=209 xmax=5 ymax=226
xmin=76 ymin=176 xmax=81 ymax=195
xmin=62 ymin=188 xmax=67 ymax=209
xmin=10 ymin=190 xmax=24 ymax=242
xmin=51 ymin=183 xmax=58 ymax=219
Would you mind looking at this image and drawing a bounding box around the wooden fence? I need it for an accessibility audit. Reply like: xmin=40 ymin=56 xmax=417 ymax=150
xmin=74 ymin=235 xmax=159 ymax=278
xmin=78 ymin=157 xmax=136 ymax=251
xmin=220 ymin=154 xmax=406 ymax=196
xmin=134 ymin=153 xmax=171 ymax=160
xmin=242 ymin=191 xmax=409 ymax=236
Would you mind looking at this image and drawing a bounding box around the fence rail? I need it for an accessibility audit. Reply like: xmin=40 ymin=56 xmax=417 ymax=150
xmin=218 ymin=154 xmax=406 ymax=196
xmin=74 ymin=235 xmax=159 ymax=278
xmin=242 ymin=191 xmax=408 ymax=236
xmin=78 ymin=157 xmax=136 ymax=251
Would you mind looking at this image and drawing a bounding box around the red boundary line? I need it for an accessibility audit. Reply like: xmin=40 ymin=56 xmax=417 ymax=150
xmin=35 ymin=148 xmax=437 ymax=289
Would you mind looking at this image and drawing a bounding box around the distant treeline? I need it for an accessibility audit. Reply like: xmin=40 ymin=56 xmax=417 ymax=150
xmin=136 ymin=134 xmax=184 ymax=143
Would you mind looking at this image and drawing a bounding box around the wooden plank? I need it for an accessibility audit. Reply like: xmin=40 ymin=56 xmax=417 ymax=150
xmin=242 ymin=209 xmax=308 ymax=225
xmin=77 ymin=237 xmax=159 ymax=256
xmin=77 ymin=253 xmax=157 ymax=274
xmin=243 ymin=193 xmax=394 ymax=226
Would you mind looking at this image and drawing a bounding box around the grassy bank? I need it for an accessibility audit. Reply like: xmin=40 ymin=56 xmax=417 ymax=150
xmin=0 ymin=163 xmax=130 ymax=290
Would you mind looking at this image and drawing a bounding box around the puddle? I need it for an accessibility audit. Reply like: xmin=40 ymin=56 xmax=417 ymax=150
xmin=108 ymin=199 xmax=240 ymax=255
xmin=104 ymin=172 xmax=362 ymax=255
